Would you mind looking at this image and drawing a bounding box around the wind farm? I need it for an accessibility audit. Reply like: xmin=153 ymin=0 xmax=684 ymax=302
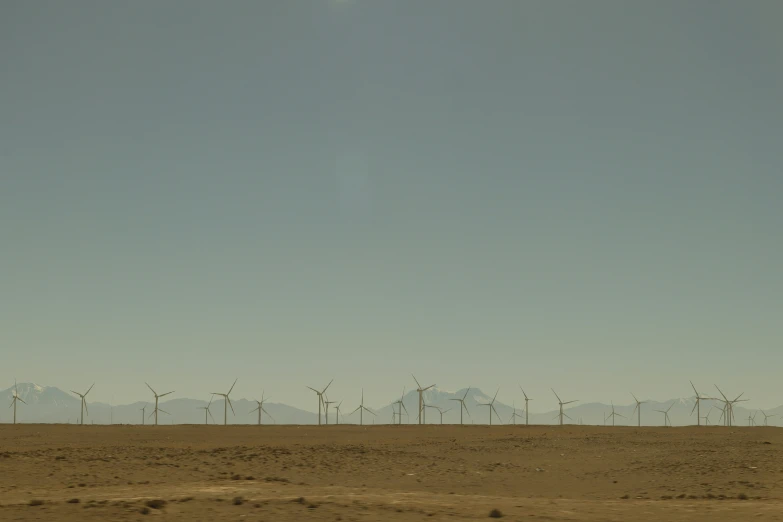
xmin=2 ymin=378 xmax=782 ymax=522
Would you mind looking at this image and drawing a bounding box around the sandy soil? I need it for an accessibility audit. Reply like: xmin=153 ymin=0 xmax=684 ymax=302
xmin=1 ymin=424 xmax=782 ymax=521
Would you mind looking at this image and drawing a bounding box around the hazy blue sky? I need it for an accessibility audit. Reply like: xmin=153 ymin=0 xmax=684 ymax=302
xmin=2 ymin=1 xmax=782 ymax=411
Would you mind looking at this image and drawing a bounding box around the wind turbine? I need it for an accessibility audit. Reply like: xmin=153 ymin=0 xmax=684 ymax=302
xmin=759 ymin=410 xmax=776 ymax=427
xmin=630 ymin=393 xmax=646 ymax=427
xmin=690 ymin=381 xmax=708 ymax=426
xmin=607 ymin=402 xmax=624 ymax=426
xmin=393 ymin=388 xmax=409 ymax=425
xmin=714 ymin=386 xmax=747 ymax=427
xmin=70 ymin=383 xmax=95 ymax=425
xmin=334 ymin=401 xmax=344 ymax=425
xmin=412 ymin=375 xmax=435 ymax=425
xmin=9 ymin=380 xmax=26 ymax=424
xmin=423 ymin=403 xmax=441 ymax=425
xmin=654 ymin=401 xmax=675 ymax=427
xmin=211 ymin=378 xmax=238 ymax=426
xmin=449 ymin=387 xmax=471 ymax=425
xmin=509 ymin=401 xmax=523 ymax=425
xmin=323 ymin=396 xmax=337 ymax=425
xmin=139 ymin=404 xmax=147 ymax=425
xmin=145 ymin=382 xmax=174 ymax=426
xmin=436 ymin=407 xmax=451 ymax=425
xmin=250 ymin=392 xmax=273 ymax=425
xmin=306 ymin=379 xmax=333 ymax=426
xmin=747 ymin=412 xmax=757 ymax=427
xmin=703 ymin=407 xmax=714 ymax=426
xmin=551 ymin=389 xmax=577 ymax=426
xmin=519 ymin=387 xmax=532 ymax=426
xmin=349 ymin=389 xmax=375 ymax=425
xmin=478 ymin=389 xmax=501 ymax=425
xmin=198 ymin=397 xmax=216 ymax=425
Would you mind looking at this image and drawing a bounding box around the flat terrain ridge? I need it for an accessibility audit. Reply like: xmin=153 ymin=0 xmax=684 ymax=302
xmin=1 ymin=424 xmax=782 ymax=521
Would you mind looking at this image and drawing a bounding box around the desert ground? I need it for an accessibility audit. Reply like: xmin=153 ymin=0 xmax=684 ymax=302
xmin=1 ymin=424 xmax=782 ymax=521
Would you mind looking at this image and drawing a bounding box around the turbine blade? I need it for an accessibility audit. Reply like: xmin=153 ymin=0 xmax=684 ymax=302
xmin=306 ymin=386 xmax=319 ymax=393
xmin=146 ymin=382 xmax=157 ymax=395
xmin=401 ymin=403 xmax=408 ymax=414
xmin=227 ymin=397 xmax=235 ymax=415
xmin=551 ymin=389 xmax=561 ymax=402
xmin=492 ymin=389 xmax=499 ymax=402
xmin=463 ymin=387 xmax=471 ymax=400
xmin=84 ymin=400 xmax=89 ymax=416
xmin=322 ymin=379 xmax=333 ymax=394
xmin=228 ymin=378 xmax=237 ymax=395
xmin=160 ymin=391 xmax=174 ymax=397
xmin=18 ymin=397 xmax=27 ymax=405
xmin=85 ymin=383 xmax=95 ymax=395
xmin=159 ymin=408 xmax=171 ymax=416
xmin=208 ymin=410 xmax=215 ymax=423
xmin=424 ymin=384 xmax=435 ymax=391
xmin=412 ymin=374 xmax=422 ymax=389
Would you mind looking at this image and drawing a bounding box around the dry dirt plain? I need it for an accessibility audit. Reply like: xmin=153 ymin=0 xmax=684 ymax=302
xmin=1 ymin=424 xmax=782 ymax=521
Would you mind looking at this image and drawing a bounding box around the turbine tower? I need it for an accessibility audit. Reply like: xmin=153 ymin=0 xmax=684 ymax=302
xmin=477 ymin=389 xmax=501 ymax=425
xmin=690 ymin=381 xmax=708 ymax=426
xmin=393 ymin=388 xmax=408 ymax=425
xmin=306 ymin=379 xmax=333 ymax=426
xmin=448 ymin=387 xmax=471 ymax=425
xmin=323 ymin=396 xmax=337 ymax=425
xmin=654 ymin=401 xmax=675 ymax=427
xmin=198 ymin=397 xmax=216 ymax=425
xmin=759 ymin=410 xmax=776 ymax=426
xmin=145 ymin=382 xmax=174 ymax=426
xmin=412 ymin=375 xmax=435 ymax=426
xmin=70 ymin=383 xmax=95 ymax=425
xmin=349 ymin=388 xmax=375 ymax=425
xmin=250 ymin=392 xmax=273 ymax=425
xmin=630 ymin=393 xmax=646 ymax=427
xmin=509 ymin=401 xmax=523 ymax=425
xmin=334 ymin=401 xmax=344 ymax=425
xmin=519 ymin=387 xmax=532 ymax=426
xmin=703 ymin=407 xmax=714 ymax=426
xmin=551 ymin=389 xmax=577 ymax=426
xmin=139 ymin=403 xmax=147 ymax=425
xmin=211 ymin=378 xmax=238 ymax=426
xmin=714 ymin=386 xmax=747 ymax=427
xmin=9 ymin=380 xmax=26 ymax=424
xmin=607 ymin=402 xmax=625 ymax=426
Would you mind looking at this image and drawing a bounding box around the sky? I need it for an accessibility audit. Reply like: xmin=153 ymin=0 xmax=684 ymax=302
xmin=2 ymin=0 xmax=782 ymax=412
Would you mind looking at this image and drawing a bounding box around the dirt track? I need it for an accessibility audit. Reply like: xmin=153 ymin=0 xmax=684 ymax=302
xmin=1 ymin=424 xmax=782 ymax=521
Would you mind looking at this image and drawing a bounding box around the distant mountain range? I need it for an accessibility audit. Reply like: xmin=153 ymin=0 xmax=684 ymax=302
xmin=2 ymin=383 xmax=781 ymax=427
